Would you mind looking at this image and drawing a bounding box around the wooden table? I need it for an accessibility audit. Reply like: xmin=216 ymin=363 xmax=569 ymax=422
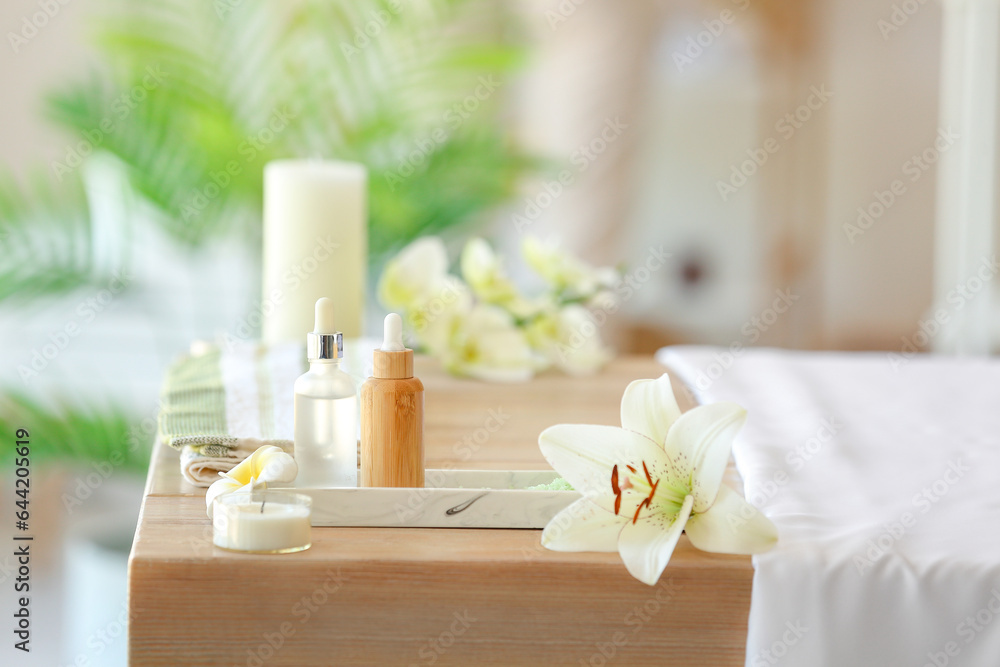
xmin=128 ymin=356 xmax=752 ymax=666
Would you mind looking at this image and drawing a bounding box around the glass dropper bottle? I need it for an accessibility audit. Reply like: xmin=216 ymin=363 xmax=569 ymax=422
xmin=293 ymin=298 xmax=358 ymax=488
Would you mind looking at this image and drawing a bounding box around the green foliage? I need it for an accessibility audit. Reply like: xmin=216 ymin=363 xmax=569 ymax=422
xmin=1 ymin=0 xmax=528 ymax=303
xmin=0 ymin=171 xmax=96 ymax=304
xmin=51 ymin=0 xmax=526 ymax=252
xmin=0 ymin=394 xmax=150 ymax=472
xmin=0 ymin=0 xmax=530 ymax=466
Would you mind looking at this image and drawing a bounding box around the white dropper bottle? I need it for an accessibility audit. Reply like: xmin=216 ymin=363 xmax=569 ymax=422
xmin=293 ymin=298 xmax=358 ymax=488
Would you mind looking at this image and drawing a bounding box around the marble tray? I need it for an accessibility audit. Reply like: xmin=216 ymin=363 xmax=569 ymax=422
xmin=280 ymin=469 xmax=578 ymax=528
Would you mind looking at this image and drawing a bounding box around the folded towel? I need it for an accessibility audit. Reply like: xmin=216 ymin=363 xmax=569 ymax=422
xmin=158 ymin=341 xmax=304 ymax=486
xmin=160 ymin=338 xmax=379 ymax=487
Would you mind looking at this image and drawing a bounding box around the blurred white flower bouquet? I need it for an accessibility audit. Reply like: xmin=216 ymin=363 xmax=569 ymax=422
xmin=377 ymin=236 xmax=622 ymax=382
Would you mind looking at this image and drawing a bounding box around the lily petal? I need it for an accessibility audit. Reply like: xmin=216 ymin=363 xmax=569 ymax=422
xmin=541 ymin=498 xmax=626 ymax=552
xmin=539 ymin=424 xmax=668 ymax=513
xmin=685 ymin=484 xmax=778 ymax=555
xmin=617 ymin=494 xmax=694 ymax=586
xmin=620 ymin=374 xmax=682 ymax=447
xmin=664 ymin=402 xmax=746 ymax=513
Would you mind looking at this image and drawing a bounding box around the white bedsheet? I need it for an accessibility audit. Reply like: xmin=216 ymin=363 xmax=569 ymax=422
xmin=659 ymin=346 xmax=1000 ymax=667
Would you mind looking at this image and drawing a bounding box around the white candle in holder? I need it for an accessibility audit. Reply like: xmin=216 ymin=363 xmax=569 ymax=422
xmin=262 ymin=160 xmax=367 ymax=342
xmin=213 ymin=490 xmax=312 ymax=553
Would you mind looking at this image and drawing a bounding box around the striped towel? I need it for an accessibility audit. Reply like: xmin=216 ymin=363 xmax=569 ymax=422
xmin=158 ymin=341 xmax=304 ymax=487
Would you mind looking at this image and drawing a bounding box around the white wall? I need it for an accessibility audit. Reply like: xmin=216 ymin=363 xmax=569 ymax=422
xmin=512 ymin=0 xmax=951 ymax=351
xmin=819 ymin=0 xmax=942 ymax=349
xmin=0 ymin=0 xmax=97 ymax=172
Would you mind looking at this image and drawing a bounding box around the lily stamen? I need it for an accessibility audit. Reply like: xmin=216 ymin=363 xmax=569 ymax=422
xmin=642 ymin=461 xmax=654 ymax=486
xmin=611 ymin=464 xmax=622 ymax=515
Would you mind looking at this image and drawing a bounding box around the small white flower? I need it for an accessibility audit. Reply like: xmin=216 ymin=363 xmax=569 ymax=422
xmin=426 ymin=303 xmax=537 ymax=382
xmin=460 ymin=238 xmax=539 ymax=319
xmin=525 ymin=304 xmax=613 ymax=376
xmin=461 ymin=238 xmax=514 ymax=302
xmin=377 ymin=236 xmax=450 ymax=312
xmin=205 ymin=445 xmax=298 ymax=518
xmin=377 ymin=234 xmax=622 ymax=382
xmin=205 ymin=476 xmax=245 ymax=518
xmin=538 ymin=374 xmax=777 ymax=585
xmin=522 ymin=236 xmax=619 ymax=299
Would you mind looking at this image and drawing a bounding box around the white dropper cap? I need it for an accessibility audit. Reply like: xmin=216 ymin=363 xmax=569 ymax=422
xmin=314 ymin=297 xmax=336 ymax=333
xmin=381 ymin=313 xmax=405 ymax=351
xmin=306 ymin=297 xmax=343 ymax=360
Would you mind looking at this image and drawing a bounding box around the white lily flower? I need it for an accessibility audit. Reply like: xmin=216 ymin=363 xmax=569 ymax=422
xmin=522 ymin=236 xmax=618 ymax=298
xmin=205 ymin=445 xmax=298 ymax=518
xmin=538 ymin=374 xmax=777 ymax=585
xmin=377 ymin=236 xmax=450 ymax=312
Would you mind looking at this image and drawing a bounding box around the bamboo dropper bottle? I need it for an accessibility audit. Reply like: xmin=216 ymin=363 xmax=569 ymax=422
xmin=360 ymin=313 xmax=424 ymax=487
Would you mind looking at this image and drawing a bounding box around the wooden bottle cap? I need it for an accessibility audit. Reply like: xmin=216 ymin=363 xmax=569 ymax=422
xmin=373 ymin=349 xmax=413 ymax=379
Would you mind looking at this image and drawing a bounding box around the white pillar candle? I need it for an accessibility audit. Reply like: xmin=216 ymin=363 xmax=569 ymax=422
xmin=213 ymin=491 xmax=312 ymax=553
xmin=262 ymin=160 xmax=368 ymax=342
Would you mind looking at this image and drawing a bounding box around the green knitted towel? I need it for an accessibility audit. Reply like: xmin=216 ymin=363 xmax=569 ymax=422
xmin=158 ymin=341 xmax=304 ymax=486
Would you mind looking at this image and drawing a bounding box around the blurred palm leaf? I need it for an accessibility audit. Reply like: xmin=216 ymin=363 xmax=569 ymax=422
xmin=0 ymin=171 xmax=96 ymax=304
xmin=2 ymin=0 xmax=529 ymax=303
xmin=0 ymin=0 xmax=530 ymax=470
xmin=0 ymin=394 xmax=150 ymax=472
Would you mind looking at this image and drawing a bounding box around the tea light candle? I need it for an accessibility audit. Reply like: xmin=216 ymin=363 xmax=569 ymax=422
xmin=213 ymin=490 xmax=312 ymax=554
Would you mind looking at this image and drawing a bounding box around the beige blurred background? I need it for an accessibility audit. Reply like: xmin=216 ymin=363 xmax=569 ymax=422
xmin=2 ymin=0 xmax=988 ymax=358
xmin=1 ymin=0 xmax=997 ymax=665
